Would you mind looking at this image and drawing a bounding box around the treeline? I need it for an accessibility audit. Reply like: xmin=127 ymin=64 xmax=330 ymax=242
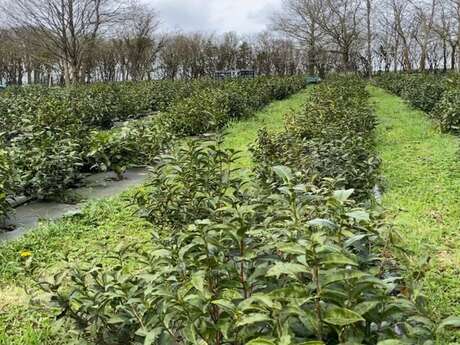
xmin=0 ymin=0 xmax=309 ymax=86
xmin=273 ymin=0 xmax=460 ymax=76
xmin=3 ymin=0 xmax=459 ymax=86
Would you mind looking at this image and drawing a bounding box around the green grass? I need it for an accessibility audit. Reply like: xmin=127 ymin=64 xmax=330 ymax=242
xmin=370 ymin=86 xmax=460 ymax=342
xmin=0 ymin=91 xmax=308 ymax=344
xmin=223 ymin=90 xmax=309 ymax=168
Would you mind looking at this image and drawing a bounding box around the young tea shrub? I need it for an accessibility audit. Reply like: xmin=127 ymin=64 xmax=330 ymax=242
xmin=289 ymin=76 xmax=374 ymax=139
xmin=86 ymin=116 xmax=173 ymax=179
xmin=253 ymin=76 xmax=379 ymax=200
xmin=165 ymin=87 xmax=230 ymax=136
xmin=0 ymin=148 xmax=13 ymax=223
xmin=431 ymin=86 xmax=460 ymax=133
xmin=7 ymin=92 xmax=85 ymax=199
xmin=87 ymin=129 xmax=135 ymax=180
xmin=135 ymin=137 xmax=242 ymax=230
xmin=400 ymin=74 xmax=448 ymax=113
xmin=36 ymin=140 xmax=437 ymax=345
xmin=253 ymin=130 xmax=380 ymax=199
xmin=11 ymin=133 xmax=83 ymax=199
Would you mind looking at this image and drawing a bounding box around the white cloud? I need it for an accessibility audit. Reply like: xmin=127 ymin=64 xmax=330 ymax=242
xmin=146 ymin=0 xmax=282 ymax=34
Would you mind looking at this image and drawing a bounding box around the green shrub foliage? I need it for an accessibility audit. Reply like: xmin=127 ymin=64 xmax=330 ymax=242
xmin=166 ymin=87 xmax=230 ymax=136
xmin=0 ymin=76 xmax=304 ymax=214
xmin=0 ymin=148 xmax=13 ymax=223
xmin=253 ymin=76 xmax=379 ymax=199
xmin=373 ymin=72 xmax=460 ymax=133
xmin=87 ymin=116 xmax=173 ymax=179
xmin=37 ymin=139 xmax=436 ymax=345
xmin=431 ymin=84 xmax=460 ymax=133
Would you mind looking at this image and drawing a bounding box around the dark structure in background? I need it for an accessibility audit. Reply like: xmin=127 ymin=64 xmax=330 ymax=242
xmin=214 ymin=69 xmax=256 ymax=80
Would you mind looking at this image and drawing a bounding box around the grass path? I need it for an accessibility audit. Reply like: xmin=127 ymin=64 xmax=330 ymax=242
xmin=224 ymin=89 xmax=309 ymax=168
xmin=370 ymin=86 xmax=460 ymax=330
xmin=0 ymin=90 xmax=308 ymax=345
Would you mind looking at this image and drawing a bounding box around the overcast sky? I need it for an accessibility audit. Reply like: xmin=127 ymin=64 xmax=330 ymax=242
xmin=146 ymin=0 xmax=282 ymax=34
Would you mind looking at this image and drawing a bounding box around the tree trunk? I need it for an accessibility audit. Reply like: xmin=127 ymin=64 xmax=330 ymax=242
xmin=443 ymin=39 xmax=448 ymax=72
xmin=63 ymin=60 xmax=71 ymax=86
xmin=420 ymin=46 xmax=427 ymax=72
xmin=366 ymin=0 xmax=372 ymax=78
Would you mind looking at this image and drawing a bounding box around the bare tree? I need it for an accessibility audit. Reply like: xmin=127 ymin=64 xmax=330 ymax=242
xmin=388 ymin=0 xmax=414 ymax=71
xmin=366 ymin=0 xmax=373 ymax=77
xmin=316 ymin=0 xmax=364 ymax=71
xmin=411 ymin=0 xmax=437 ymax=71
xmin=272 ymin=0 xmax=324 ymax=74
xmin=118 ymin=1 xmax=163 ymax=81
xmin=0 ymin=0 xmax=122 ymax=85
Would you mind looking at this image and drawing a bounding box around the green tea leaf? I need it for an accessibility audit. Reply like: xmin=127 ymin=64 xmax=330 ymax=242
xmin=437 ymin=316 xmax=460 ymax=331
xmin=245 ymin=338 xmax=276 ymax=345
xmin=333 ymin=189 xmax=354 ymax=202
xmin=266 ymin=262 xmax=308 ymax=279
xmin=236 ymin=313 xmax=272 ymax=327
xmin=324 ymin=307 xmax=365 ymax=326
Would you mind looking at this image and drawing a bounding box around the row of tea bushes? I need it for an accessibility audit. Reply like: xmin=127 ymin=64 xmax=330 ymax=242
xmin=0 ymin=149 xmax=13 ymax=223
xmin=373 ymin=72 xmax=460 ymax=133
xmin=0 ymin=79 xmax=213 ymax=142
xmin=253 ymin=76 xmax=380 ymax=200
xmin=0 ymin=76 xmax=305 ymax=221
xmin=86 ymin=116 xmax=174 ymax=181
xmin=166 ymin=76 xmax=306 ymax=136
xmin=0 ymin=77 xmax=304 ymax=141
xmin=86 ymin=76 xmax=305 ymax=174
xmin=38 ymin=140 xmax=440 ymax=344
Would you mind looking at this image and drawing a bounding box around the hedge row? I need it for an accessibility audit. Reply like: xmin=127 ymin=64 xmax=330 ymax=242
xmin=0 ymin=76 xmax=305 ymax=223
xmin=373 ymin=73 xmax=460 ymax=133
xmin=0 ymin=80 xmax=211 ymax=139
xmin=41 ymin=128 xmax=438 ymax=342
xmin=253 ymin=75 xmax=380 ymax=200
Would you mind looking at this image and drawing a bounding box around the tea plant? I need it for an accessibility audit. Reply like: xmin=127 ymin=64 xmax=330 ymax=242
xmin=36 ymin=140 xmax=437 ymax=345
xmin=11 ymin=131 xmax=83 ymax=199
xmin=135 ymin=137 xmax=243 ymax=230
xmin=166 ymin=87 xmax=230 ymax=136
xmin=0 ymin=76 xmax=305 ymax=200
xmin=0 ymin=148 xmax=13 ymax=223
xmin=87 ymin=117 xmax=173 ymax=180
xmin=253 ymin=76 xmax=379 ymax=199
xmin=431 ymin=84 xmax=460 ymax=133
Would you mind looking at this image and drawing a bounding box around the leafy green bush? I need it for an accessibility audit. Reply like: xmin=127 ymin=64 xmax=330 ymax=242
xmin=135 ymin=138 xmax=241 ymax=230
xmin=7 ymin=92 xmax=85 ymax=199
xmin=164 ymin=76 xmax=306 ymax=137
xmin=373 ymin=73 xmax=409 ymax=96
xmin=400 ymin=74 xmax=448 ymax=113
xmin=286 ymin=77 xmax=374 ymax=141
xmin=432 ymin=93 xmax=460 ymax=132
xmin=0 ymin=148 xmax=13 ymax=223
xmin=37 ymin=140 xmax=436 ymax=345
xmin=10 ymin=132 xmax=82 ymax=199
xmin=253 ymin=76 xmax=379 ymax=199
xmin=87 ymin=116 xmax=173 ymax=179
xmin=165 ymin=87 xmax=230 ymax=136
xmin=253 ymin=130 xmax=380 ymax=198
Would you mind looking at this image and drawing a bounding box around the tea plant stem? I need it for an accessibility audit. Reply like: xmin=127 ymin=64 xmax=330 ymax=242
xmin=239 ymin=240 xmax=248 ymax=299
xmin=312 ymin=264 xmax=323 ymax=340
